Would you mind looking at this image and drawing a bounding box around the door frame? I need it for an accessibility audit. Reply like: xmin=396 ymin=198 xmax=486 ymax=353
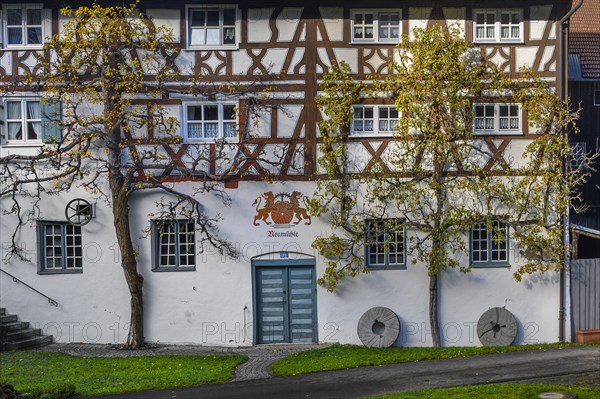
xmin=251 ymin=252 xmax=318 ymax=344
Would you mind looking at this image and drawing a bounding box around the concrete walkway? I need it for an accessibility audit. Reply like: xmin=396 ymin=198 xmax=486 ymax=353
xmin=42 ymin=344 xmax=599 ymax=399
xmin=38 ymin=342 xmax=327 ymax=381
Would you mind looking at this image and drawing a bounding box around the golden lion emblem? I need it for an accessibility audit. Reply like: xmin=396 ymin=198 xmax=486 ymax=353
xmin=252 ymin=191 xmax=311 ymax=226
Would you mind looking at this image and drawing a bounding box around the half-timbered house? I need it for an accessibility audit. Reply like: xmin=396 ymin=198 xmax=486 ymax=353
xmin=0 ymin=0 xmax=579 ymax=348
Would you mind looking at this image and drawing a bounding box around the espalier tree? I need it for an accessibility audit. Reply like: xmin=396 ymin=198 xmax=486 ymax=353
xmin=1 ymin=3 xmax=281 ymax=348
xmin=308 ymin=26 xmax=595 ymax=347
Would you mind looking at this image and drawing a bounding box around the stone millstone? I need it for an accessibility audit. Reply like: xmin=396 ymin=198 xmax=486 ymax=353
xmin=477 ymin=307 xmax=517 ymax=346
xmin=357 ymin=307 xmax=400 ymax=348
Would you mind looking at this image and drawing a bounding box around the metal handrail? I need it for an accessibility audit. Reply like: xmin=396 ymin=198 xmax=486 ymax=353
xmin=0 ymin=268 xmax=59 ymax=307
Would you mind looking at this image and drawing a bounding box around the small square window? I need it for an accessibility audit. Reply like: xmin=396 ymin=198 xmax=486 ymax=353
xmin=351 ymin=9 xmax=401 ymax=43
xmin=38 ymin=222 xmax=83 ymax=274
xmin=473 ymin=9 xmax=523 ymax=43
xmin=2 ymin=97 xmax=62 ymax=145
xmin=366 ymin=219 xmax=406 ymax=269
xmin=153 ymin=220 xmax=196 ymax=271
xmin=4 ymin=99 xmax=42 ymax=144
xmin=185 ymin=102 xmax=238 ymax=141
xmin=3 ymin=4 xmax=46 ymax=48
xmin=473 ymin=103 xmax=521 ymax=134
xmin=187 ymin=6 xmax=239 ymax=48
xmin=351 ymin=105 xmax=399 ymax=136
xmin=471 ymin=220 xmax=509 ymax=267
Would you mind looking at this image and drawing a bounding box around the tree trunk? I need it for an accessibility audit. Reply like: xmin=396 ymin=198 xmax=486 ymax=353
xmin=430 ymin=141 xmax=444 ymax=348
xmin=429 ymin=221 xmax=443 ymax=347
xmin=111 ymin=181 xmax=144 ymax=348
xmin=102 ymin=42 xmax=144 ymax=348
xmin=429 ymin=273 xmax=440 ymax=347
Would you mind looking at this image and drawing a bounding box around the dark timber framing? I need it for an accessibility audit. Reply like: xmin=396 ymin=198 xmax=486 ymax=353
xmin=0 ymin=1 xmax=569 ymax=185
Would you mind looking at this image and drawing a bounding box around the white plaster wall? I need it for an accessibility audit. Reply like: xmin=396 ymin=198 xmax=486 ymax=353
xmin=344 ymin=142 xmax=371 ymax=173
xmin=442 ymin=8 xmax=466 ymax=38
xmin=199 ymin=52 xmax=229 ymax=76
xmin=364 ymin=50 xmax=390 ymax=74
xmin=57 ymin=14 xmax=74 ymax=41
xmin=247 ymin=108 xmax=272 ymax=138
xmin=260 ymin=49 xmax=288 ymax=74
xmin=18 ymin=52 xmax=38 ymax=75
xmin=0 ymin=187 xmax=131 ymax=344
xmin=174 ymin=50 xmax=195 ymax=76
xmin=1 ymin=177 xmax=565 ymax=346
xmin=154 ymin=105 xmax=180 ymax=138
xmin=247 ymin=9 xmax=274 ymax=43
xmin=146 ymin=9 xmax=181 ymax=43
xmin=232 ymin=51 xmax=253 ymax=75
xmin=529 ymin=6 xmax=553 ymax=41
xmin=504 ymin=139 xmax=536 ymax=168
xmin=539 ymin=45 xmax=556 ymax=72
xmin=0 ymin=51 xmax=12 ymax=75
xmin=276 ymin=8 xmax=303 ymax=42
xmin=332 ymin=48 xmax=358 ymax=73
xmin=316 ymin=48 xmax=331 ymax=73
xmin=408 ymin=8 xmax=432 ymax=40
xmin=485 ymin=47 xmax=511 ymax=73
xmin=516 ymin=47 xmax=539 ymax=70
xmin=286 ymin=47 xmax=306 ymax=74
xmin=319 ymin=8 xmax=343 ymax=42
xmin=277 ymin=105 xmax=303 ymax=138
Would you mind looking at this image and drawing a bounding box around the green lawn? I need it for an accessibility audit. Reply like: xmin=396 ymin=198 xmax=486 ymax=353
xmin=271 ymin=343 xmax=588 ymax=376
xmin=0 ymin=351 xmax=246 ymax=396
xmin=368 ymin=384 xmax=600 ymax=399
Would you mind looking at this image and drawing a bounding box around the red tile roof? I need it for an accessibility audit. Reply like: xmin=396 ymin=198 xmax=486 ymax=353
xmin=570 ymin=0 xmax=600 ymax=78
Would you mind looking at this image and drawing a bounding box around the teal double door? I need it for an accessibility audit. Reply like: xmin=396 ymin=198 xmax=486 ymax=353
xmin=254 ymin=259 xmax=317 ymax=344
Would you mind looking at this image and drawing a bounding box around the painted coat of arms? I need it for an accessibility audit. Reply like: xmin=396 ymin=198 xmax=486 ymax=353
xmin=252 ymin=191 xmax=311 ymax=227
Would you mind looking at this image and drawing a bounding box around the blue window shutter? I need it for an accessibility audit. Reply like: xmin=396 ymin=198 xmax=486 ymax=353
xmin=43 ymin=9 xmax=53 ymax=44
xmin=42 ymin=100 xmax=62 ymax=144
xmin=0 ymin=10 xmax=3 ymax=47
xmin=151 ymin=221 xmax=158 ymax=270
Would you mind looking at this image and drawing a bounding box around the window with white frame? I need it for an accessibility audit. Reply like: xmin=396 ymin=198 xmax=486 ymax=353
xmin=352 ymin=105 xmax=399 ymax=135
xmin=187 ymin=5 xmax=238 ymax=48
xmin=594 ymin=90 xmax=600 ymax=106
xmin=366 ymin=219 xmax=405 ymax=269
xmin=38 ymin=222 xmax=83 ymax=273
xmin=184 ymin=103 xmax=237 ymax=141
xmin=473 ymin=9 xmax=523 ymax=42
xmin=351 ymin=10 xmax=401 ymax=43
xmin=153 ymin=220 xmax=196 ymax=271
xmin=471 ymin=220 xmax=509 ymax=266
xmin=4 ymin=98 xmax=42 ymax=144
xmin=473 ymin=103 xmax=521 ymax=134
xmin=570 ymin=142 xmax=586 ymax=170
xmin=2 ymin=4 xmax=45 ymax=47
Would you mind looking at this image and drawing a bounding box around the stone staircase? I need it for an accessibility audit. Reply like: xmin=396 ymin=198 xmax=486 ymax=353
xmin=0 ymin=308 xmax=53 ymax=351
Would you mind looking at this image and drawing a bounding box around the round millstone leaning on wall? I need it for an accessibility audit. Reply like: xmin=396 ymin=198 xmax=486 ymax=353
xmin=477 ymin=307 xmax=518 ymax=346
xmin=357 ymin=307 xmax=400 ymax=348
